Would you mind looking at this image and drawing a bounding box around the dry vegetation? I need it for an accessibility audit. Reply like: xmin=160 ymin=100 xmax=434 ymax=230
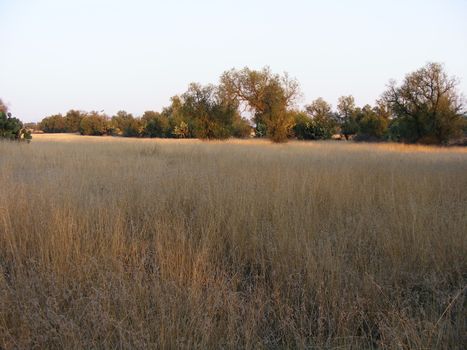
xmin=0 ymin=134 xmax=466 ymax=349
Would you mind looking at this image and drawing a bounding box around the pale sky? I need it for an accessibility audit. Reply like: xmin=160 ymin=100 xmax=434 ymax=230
xmin=1 ymin=0 xmax=466 ymax=122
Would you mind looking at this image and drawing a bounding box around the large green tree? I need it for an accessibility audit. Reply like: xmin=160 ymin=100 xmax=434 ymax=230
xmin=0 ymin=99 xmax=32 ymax=141
xmin=220 ymin=67 xmax=300 ymax=142
xmin=179 ymin=83 xmax=241 ymax=139
xmin=383 ymin=62 xmax=464 ymax=144
xmin=337 ymin=95 xmax=358 ymax=139
xmin=79 ymin=112 xmax=110 ymax=136
xmin=161 ymin=83 xmax=250 ymax=140
xmin=142 ymin=111 xmax=170 ymax=138
xmin=162 ymin=96 xmax=191 ymax=138
xmin=301 ymin=98 xmax=338 ymax=139
xmin=64 ymin=110 xmax=85 ymax=133
xmin=352 ymin=104 xmax=389 ymax=141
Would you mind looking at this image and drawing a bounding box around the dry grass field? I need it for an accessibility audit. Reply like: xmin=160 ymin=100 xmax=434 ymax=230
xmin=0 ymin=134 xmax=466 ymax=349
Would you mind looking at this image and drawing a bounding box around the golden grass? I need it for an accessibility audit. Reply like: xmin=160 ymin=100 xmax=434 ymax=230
xmin=1 ymin=134 xmax=466 ymax=349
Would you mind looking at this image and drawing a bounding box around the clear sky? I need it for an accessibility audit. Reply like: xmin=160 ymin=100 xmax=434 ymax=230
xmin=1 ymin=0 xmax=466 ymax=122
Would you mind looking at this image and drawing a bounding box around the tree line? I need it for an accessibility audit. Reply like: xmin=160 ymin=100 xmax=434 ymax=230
xmin=9 ymin=62 xmax=467 ymax=144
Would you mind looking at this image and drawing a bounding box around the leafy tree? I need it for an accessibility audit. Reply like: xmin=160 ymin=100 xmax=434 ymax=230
xmin=306 ymin=97 xmax=333 ymax=119
xmin=64 ymin=110 xmax=85 ymax=133
xmin=79 ymin=112 xmax=110 ymax=135
xmin=383 ymin=62 xmax=464 ymax=144
xmin=260 ymin=80 xmax=295 ymax=142
xmin=220 ymin=67 xmax=300 ymax=142
xmin=292 ymin=111 xmax=313 ymax=140
xmin=111 ymin=111 xmax=142 ymax=137
xmin=337 ymin=95 xmax=356 ymax=120
xmin=161 ymin=83 xmax=247 ymax=140
xmin=162 ymin=96 xmax=191 ymax=138
xmin=352 ymin=104 xmax=389 ymax=141
xmin=179 ymin=83 xmax=238 ymax=139
xmin=337 ymin=95 xmax=358 ymax=139
xmin=0 ymin=100 xmax=32 ymax=141
xmin=40 ymin=114 xmax=66 ymax=133
xmin=303 ymin=97 xmax=338 ymax=139
xmin=142 ymin=111 xmax=170 ymax=138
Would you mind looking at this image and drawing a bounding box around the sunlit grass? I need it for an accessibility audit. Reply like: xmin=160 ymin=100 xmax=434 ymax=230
xmin=1 ymin=134 xmax=466 ymax=349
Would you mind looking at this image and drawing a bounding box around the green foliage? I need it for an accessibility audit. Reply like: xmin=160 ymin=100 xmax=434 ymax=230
xmin=231 ymin=116 xmax=252 ymax=138
xmin=64 ymin=110 xmax=85 ymax=133
xmin=179 ymin=83 xmax=237 ymax=140
xmin=254 ymin=122 xmax=267 ymax=138
xmin=159 ymin=83 xmax=249 ymax=140
xmin=298 ymin=98 xmax=338 ymax=139
xmin=383 ymin=62 xmax=464 ymax=144
xmin=292 ymin=112 xmax=310 ymax=140
xmin=0 ymin=111 xmax=31 ymax=141
xmin=79 ymin=112 xmax=110 ymax=136
xmin=352 ymin=105 xmax=389 ymax=141
xmin=337 ymin=95 xmax=358 ymax=139
xmin=40 ymin=111 xmax=85 ymax=133
xmin=220 ymin=67 xmax=300 ymax=142
xmin=111 ymin=111 xmax=143 ymax=137
xmin=0 ymin=100 xmax=32 ymax=142
xmin=172 ymin=121 xmax=189 ymax=138
xmin=336 ymin=96 xmax=389 ymax=141
xmin=387 ymin=118 xmax=404 ymax=142
xmin=159 ymin=96 xmax=194 ymax=138
xmin=261 ymin=80 xmax=295 ymax=142
xmin=142 ymin=111 xmax=170 ymax=138
xmin=461 ymin=114 xmax=467 ymax=135
xmin=340 ymin=117 xmax=359 ymax=139
xmin=40 ymin=114 xmax=67 ymax=133
xmin=293 ymin=111 xmax=337 ymax=141
xmin=306 ymin=97 xmax=333 ymax=119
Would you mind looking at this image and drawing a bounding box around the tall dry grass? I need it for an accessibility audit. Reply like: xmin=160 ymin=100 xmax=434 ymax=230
xmin=0 ymin=134 xmax=466 ymax=349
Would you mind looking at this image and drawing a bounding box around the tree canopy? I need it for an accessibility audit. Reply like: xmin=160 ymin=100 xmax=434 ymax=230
xmin=220 ymin=67 xmax=300 ymax=142
xmin=0 ymin=99 xmax=32 ymax=142
xmin=383 ymin=62 xmax=464 ymax=144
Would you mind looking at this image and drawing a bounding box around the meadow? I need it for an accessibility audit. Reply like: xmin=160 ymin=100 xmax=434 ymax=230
xmin=0 ymin=134 xmax=466 ymax=349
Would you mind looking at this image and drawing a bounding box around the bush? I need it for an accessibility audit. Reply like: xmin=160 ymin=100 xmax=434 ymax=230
xmin=353 ymin=105 xmax=389 ymax=141
xmin=0 ymin=110 xmax=32 ymax=142
xmin=293 ymin=112 xmax=337 ymax=140
xmin=142 ymin=111 xmax=170 ymax=138
xmin=111 ymin=111 xmax=143 ymax=137
xmin=80 ymin=113 xmax=110 ymax=136
xmin=231 ymin=117 xmax=252 ymax=138
xmin=172 ymin=121 xmax=189 ymax=138
xmin=293 ymin=112 xmax=312 ymax=140
xmin=340 ymin=117 xmax=359 ymax=140
xmin=40 ymin=114 xmax=67 ymax=133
